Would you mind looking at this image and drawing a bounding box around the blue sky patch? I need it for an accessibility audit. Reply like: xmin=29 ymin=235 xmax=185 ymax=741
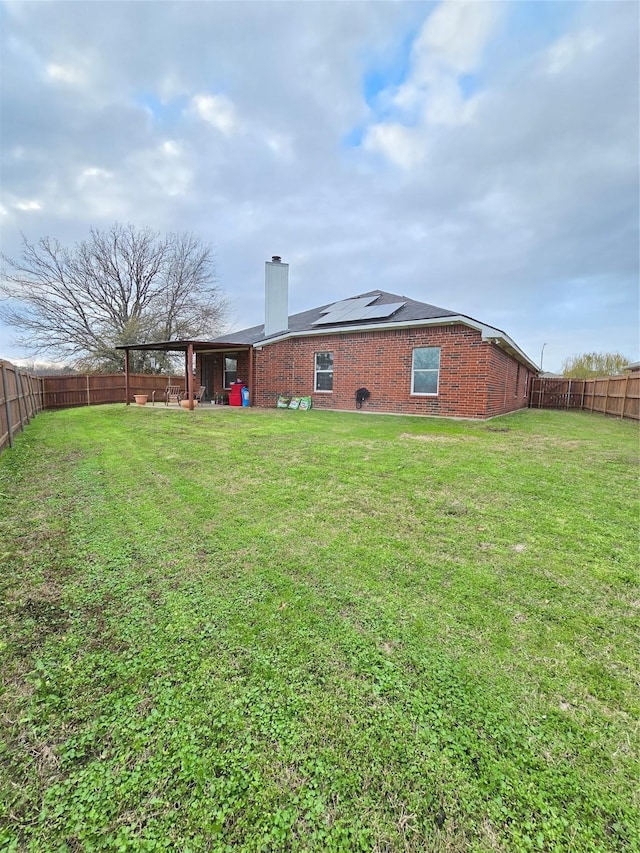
xmin=343 ymin=20 xmax=422 ymax=148
xmin=505 ymin=1 xmax=580 ymax=51
xmin=133 ymin=92 xmax=187 ymax=125
xmin=342 ymin=126 xmax=365 ymax=149
xmin=362 ymin=25 xmax=419 ymax=112
xmin=459 ymin=73 xmax=481 ymax=100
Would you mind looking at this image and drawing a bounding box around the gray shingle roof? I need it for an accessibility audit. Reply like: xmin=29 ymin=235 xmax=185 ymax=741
xmin=216 ymin=290 xmax=461 ymax=345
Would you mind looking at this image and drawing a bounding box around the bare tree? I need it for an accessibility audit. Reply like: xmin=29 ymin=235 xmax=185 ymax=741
xmin=1 ymin=223 xmax=227 ymax=372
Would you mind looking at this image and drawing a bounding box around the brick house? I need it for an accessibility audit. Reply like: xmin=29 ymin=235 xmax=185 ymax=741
xmin=196 ymin=257 xmax=538 ymax=419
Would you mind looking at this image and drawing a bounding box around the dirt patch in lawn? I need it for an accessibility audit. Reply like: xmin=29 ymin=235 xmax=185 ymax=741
xmin=399 ymin=433 xmax=479 ymax=443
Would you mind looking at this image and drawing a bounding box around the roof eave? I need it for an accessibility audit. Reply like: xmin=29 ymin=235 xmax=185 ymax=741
xmin=115 ymin=340 xmax=252 ymax=352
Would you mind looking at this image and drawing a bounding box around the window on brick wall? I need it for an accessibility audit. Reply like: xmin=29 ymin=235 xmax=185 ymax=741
xmin=314 ymin=351 xmax=333 ymax=391
xmin=411 ymin=347 xmax=440 ymax=395
xmin=223 ymin=354 xmax=238 ymax=389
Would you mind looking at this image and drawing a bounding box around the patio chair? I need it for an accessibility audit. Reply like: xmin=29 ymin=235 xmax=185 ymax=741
xmin=194 ymin=385 xmax=207 ymax=403
xmin=164 ymin=385 xmax=183 ymax=405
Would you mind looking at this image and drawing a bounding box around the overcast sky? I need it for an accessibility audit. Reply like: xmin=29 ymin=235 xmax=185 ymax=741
xmin=1 ymin=0 xmax=638 ymax=373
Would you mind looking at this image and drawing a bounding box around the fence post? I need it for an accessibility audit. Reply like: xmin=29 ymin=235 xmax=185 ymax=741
xmin=27 ymin=373 xmax=37 ymax=417
xmin=86 ymin=374 xmax=91 ymax=407
xmin=620 ymin=374 xmax=629 ymax=419
xmin=14 ymin=370 xmax=28 ymax=431
xmin=567 ymin=379 xmax=572 ymax=410
xmin=1 ymin=364 xmax=14 ymax=449
xmin=604 ymin=377 xmax=611 ymax=416
xmin=25 ymin=374 xmax=33 ymax=417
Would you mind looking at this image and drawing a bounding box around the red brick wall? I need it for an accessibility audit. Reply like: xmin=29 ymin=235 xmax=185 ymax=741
xmin=485 ymin=344 xmax=533 ymax=417
xmin=251 ymin=325 xmax=531 ymax=418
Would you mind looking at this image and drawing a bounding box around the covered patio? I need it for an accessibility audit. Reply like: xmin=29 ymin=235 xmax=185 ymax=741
xmin=116 ymin=340 xmax=254 ymax=410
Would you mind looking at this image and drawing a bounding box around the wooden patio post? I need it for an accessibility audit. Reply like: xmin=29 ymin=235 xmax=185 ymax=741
xmin=247 ymin=346 xmax=254 ymax=407
xmin=124 ymin=349 xmax=131 ymax=405
xmin=186 ymin=344 xmax=195 ymax=409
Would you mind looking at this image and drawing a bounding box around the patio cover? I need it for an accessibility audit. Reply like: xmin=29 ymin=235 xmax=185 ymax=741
xmin=116 ymin=340 xmax=253 ymax=409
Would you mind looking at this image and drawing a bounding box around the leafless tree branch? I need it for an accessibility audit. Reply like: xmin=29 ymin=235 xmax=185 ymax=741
xmin=1 ymin=223 xmax=227 ymax=372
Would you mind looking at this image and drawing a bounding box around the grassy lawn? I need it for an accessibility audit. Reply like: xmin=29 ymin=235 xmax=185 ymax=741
xmin=0 ymin=405 xmax=638 ymax=852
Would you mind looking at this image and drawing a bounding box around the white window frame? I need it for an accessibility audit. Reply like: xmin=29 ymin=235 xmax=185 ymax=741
xmin=223 ymin=354 xmax=238 ymax=389
xmin=314 ymin=351 xmax=334 ymax=392
xmin=411 ymin=347 xmax=440 ymax=396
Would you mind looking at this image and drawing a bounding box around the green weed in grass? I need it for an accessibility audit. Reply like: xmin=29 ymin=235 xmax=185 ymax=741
xmin=0 ymin=406 xmax=638 ymax=851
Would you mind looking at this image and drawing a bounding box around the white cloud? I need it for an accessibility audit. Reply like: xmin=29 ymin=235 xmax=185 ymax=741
xmin=133 ymin=140 xmax=193 ymax=198
xmin=394 ymin=0 xmax=501 ymax=111
xmin=190 ymin=93 xmax=238 ymax=135
xmin=544 ymin=28 xmax=602 ymax=75
xmin=14 ymin=199 xmax=42 ymax=211
xmin=265 ymin=133 xmax=294 ymax=161
xmin=46 ymin=62 xmax=86 ymax=86
xmin=363 ymin=123 xmax=426 ymax=169
xmin=366 ymin=1 xmax=502 ymax=165
xmin=421 ymin=75 xmax=480 ymax=126
xmin=413 ymin=0 xmax=501 ymax=75
xmin=77 ymin=166 xmax=113 ymax=185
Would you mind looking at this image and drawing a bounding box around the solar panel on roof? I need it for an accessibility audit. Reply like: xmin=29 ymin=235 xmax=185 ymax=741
xmin=311 ymin=307 xmax=353 ymax=325
xmin=312 ymin=300 xmax=406 ymax=326
xmin=357 ymin=301 xmax=406 ymax=320
xmin=321 ymin=296 xmax=378 ymax=314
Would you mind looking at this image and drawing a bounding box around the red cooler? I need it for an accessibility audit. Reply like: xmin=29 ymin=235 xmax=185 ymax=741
xmin=229 ymin=381 xmax=245 ymax=406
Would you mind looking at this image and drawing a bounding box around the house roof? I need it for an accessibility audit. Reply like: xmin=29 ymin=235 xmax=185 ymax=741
xmin=216 ymin=290 xmax=539 ymax=372
xmin=115 ymin=290 xmax=538 ymax=372
xmin=219 ymin=291 xmax=461 ymax=344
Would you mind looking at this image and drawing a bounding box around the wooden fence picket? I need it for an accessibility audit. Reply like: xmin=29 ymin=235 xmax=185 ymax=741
xmin=529 ymin=374 xmax=639 ymax=421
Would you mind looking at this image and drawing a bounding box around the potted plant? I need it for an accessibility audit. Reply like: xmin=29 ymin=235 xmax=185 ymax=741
xmin=180 ymin=399 xmax=198 ymax=409
xmin=134 ymin=394 xmax=148 ymax=405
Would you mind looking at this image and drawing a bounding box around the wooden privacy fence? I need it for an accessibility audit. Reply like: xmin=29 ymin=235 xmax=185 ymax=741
xmin=529 ymin=375 xmax=640 ymax=421
xmin=1 ymin=367 xmax=181 ymax=456
xmin=0 ymin=360 xmax=45 ymax=453
xmin=43 ymin=373 xmax=177 ymax=409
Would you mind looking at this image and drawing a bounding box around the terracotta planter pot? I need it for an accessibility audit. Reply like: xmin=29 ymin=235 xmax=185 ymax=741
xmin=134 ymin=395 xmax=148 ymax=405
xmin=180 ymin=399 xmax=198 ymax=409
